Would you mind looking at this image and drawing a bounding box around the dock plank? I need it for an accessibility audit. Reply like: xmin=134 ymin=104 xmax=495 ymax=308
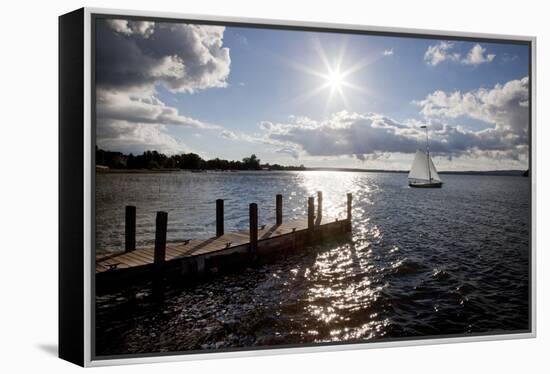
xmin=96 ymin=215 xmax=347 ymax=274
xmin=125 ymin=250 xmax=152 ymax=264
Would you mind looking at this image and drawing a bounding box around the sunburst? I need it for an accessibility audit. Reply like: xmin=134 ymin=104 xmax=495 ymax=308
xmin=285 ymin=36 xmax=375 ymax=111
xmin=326 ymin=68 xmax=344 ymax=92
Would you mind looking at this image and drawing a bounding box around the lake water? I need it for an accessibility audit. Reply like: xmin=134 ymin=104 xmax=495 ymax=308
xmin=95 ymin=171 xmax=530 ymax=355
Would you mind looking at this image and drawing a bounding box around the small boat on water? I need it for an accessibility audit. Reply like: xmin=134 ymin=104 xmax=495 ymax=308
xmin=408 ymin=126 xmax=443 ymax=188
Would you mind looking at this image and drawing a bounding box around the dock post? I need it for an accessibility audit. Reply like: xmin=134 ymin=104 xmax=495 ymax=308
xmin=249 ymin=203 xmax=258 ymax=258
xmin=154 ymin=211 xmax=168 ymax=268
xmin=276 ymin=194 xmax=283 ymax=225
xmin=346 ymin=193 xmax=352 ymax=232
xmin=153 ymin=211 xmax=168 ymax=301
xmin=317 ymin=191 xmax=323 ymax=218
xmin=216 ymin=199 xmax=224 ymax=236
xmin=125 ymin=205 xmax=136 ymax=253
xmin=308 ymin=196 xmax=315 ymax=230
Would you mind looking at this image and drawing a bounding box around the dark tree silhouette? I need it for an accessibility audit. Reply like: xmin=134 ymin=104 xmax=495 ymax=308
xmin=242 ymin=154 xmax=261 ymax=170
xmin=95 ymin=148 xmax=305 ymax=171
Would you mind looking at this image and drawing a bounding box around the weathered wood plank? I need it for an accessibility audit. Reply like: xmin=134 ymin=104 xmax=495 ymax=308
xmin=123 ymin=251 xmax=151 ymax=265
xmin=116 ymin=254 xmax=146 ymax=267
xmin=96 ymin=215 xmax=349 ymax=274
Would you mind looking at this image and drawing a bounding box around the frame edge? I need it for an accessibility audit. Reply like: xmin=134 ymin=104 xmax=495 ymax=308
xmin=59 ymin=7 xmax=85 ymax=367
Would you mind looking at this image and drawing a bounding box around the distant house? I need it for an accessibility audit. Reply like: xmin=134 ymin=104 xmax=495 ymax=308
xmin=96 ymin=165 xmax=109 ymax=171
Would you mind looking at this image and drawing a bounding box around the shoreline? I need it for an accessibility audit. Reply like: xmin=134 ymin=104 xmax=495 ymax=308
xmin=96 ymin=167 xmax=528 ymax=177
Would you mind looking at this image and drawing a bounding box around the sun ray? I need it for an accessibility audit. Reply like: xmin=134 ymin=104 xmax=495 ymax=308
xmin=335 ymin=36 xmax=349 ymax=73
xmin=311 ymin=36 xmax=333 ymax=73
xmin=341 ymin=80 xmax=366 ymax=93
xmin=291 ymin=81 xmax=332 ymax=105
xmin=286 ymin=60 xmax=330 ymax=80
xmin=284 ymin=36 xmax=372 ymax=110
xmin=340 ymin=53 xmax=381 ymax=78
xmin=336 ymin=84 xmax=350 ymax=110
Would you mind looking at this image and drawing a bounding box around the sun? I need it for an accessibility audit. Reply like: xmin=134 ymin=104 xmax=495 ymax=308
xmin=320 ymin=65 xmax=353 ymax=104
xmin=285 ymin=37 xmax=375 ymax=110
xmin=326 ymin=68 xmax=344 ymax=91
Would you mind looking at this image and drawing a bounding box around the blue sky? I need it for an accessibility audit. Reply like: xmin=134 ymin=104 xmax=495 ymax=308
xmin=95 ymin=19 xmax=530 ymax=170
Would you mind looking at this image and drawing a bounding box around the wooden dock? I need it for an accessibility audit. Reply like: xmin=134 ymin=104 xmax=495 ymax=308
xmin=96 ymin=192 xmax=352 ymax=291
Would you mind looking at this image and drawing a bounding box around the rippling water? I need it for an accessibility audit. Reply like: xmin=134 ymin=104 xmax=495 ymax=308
xmin=95 ymin=171 xmax=530 ymax=355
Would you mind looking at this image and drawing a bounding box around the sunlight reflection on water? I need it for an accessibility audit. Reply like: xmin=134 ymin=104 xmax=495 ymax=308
xmin=294 ymin=171 xmax=389 ymax=341
xmin=297 ymin=171 xmax=362 ymax=218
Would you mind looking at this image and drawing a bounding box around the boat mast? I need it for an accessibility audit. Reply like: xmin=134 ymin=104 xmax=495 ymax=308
xmin=421 ymin=125 xmax=432 ymax=182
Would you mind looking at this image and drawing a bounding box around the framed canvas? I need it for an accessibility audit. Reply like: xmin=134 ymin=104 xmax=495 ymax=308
xmin=59 ymin=7 xmax=536 ymax=367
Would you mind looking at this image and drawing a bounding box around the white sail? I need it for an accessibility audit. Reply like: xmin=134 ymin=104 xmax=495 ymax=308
xmin=428 ymin=155 xmax=442 ymax=182
xmin=408 ymin=150 xmax=430 ymax=181
xmin=408 ymin=150 xmax=442 ymax=183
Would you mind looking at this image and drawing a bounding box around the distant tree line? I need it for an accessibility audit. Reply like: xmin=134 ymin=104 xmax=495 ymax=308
xmin=96 ymin=147 xmax=306 ymax=171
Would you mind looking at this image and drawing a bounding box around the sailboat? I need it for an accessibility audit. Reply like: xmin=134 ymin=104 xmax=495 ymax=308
xmin=408 ymin=126 xmax=443 ymax=188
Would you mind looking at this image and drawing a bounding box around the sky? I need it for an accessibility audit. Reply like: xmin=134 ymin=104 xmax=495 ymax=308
xmin=95 ymin=18 xmax=530 ymax=171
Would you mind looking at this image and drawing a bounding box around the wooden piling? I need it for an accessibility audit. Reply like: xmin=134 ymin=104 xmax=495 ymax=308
xmin=308 ymin=196 xmax=315 ymax=230
xmin=152 ymin=211 xmax=168 ymax=300
xmin=317 ymin=191 xmax=323 ymax=218
xmin=249 ymin=203 xmax=258 ymax=256
xmin=154 ymin=211 xmax=168 ymax=268
xmin=276 ymin=194 xmax=283 ymax=225
xmin=216 ymin=199 xmax=224 ymax=236
xmin=346 ymin=193 xmax=352 ymax=232
xmin=124 ymin=205 xmax=136 ymax=253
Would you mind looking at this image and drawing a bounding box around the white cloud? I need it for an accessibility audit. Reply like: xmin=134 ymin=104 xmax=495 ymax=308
xmin=106 ymin=19 xmax=155 ymax=38
xmin=97 ymin=21 xmax=231 ymax=93
xmin=259 ymin=121 xmax=273 ymax=130
xmin=383 ymin=48 xmax=394 ymax=56
xmin=220 ymin=130 xmax=238 ymax=139
xmin=275 ymin=147 xmax=300 ymax=159
xmin=96 ymin=19 xmax=232 ymax=153
xmin=424 ymin=42 xmax=495 ymax=66
xmin=462 ymin=44 xmax=496 ymax=65
xmin=424 ymin=42 xmax=460 ymax=66
xmin=416 ymin=77 xmax=529 ymax=136
xmin=97 ymin=88 xmax=219 ymax=129
xmin=264 ymin=111 xmax=424 ymax=159
xmin=96 ymin=121 xmax=187 ymax=155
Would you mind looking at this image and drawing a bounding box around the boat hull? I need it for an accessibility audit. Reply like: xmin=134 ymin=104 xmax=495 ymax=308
xmin=409 ymin=181 xmax=443 ymax=188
